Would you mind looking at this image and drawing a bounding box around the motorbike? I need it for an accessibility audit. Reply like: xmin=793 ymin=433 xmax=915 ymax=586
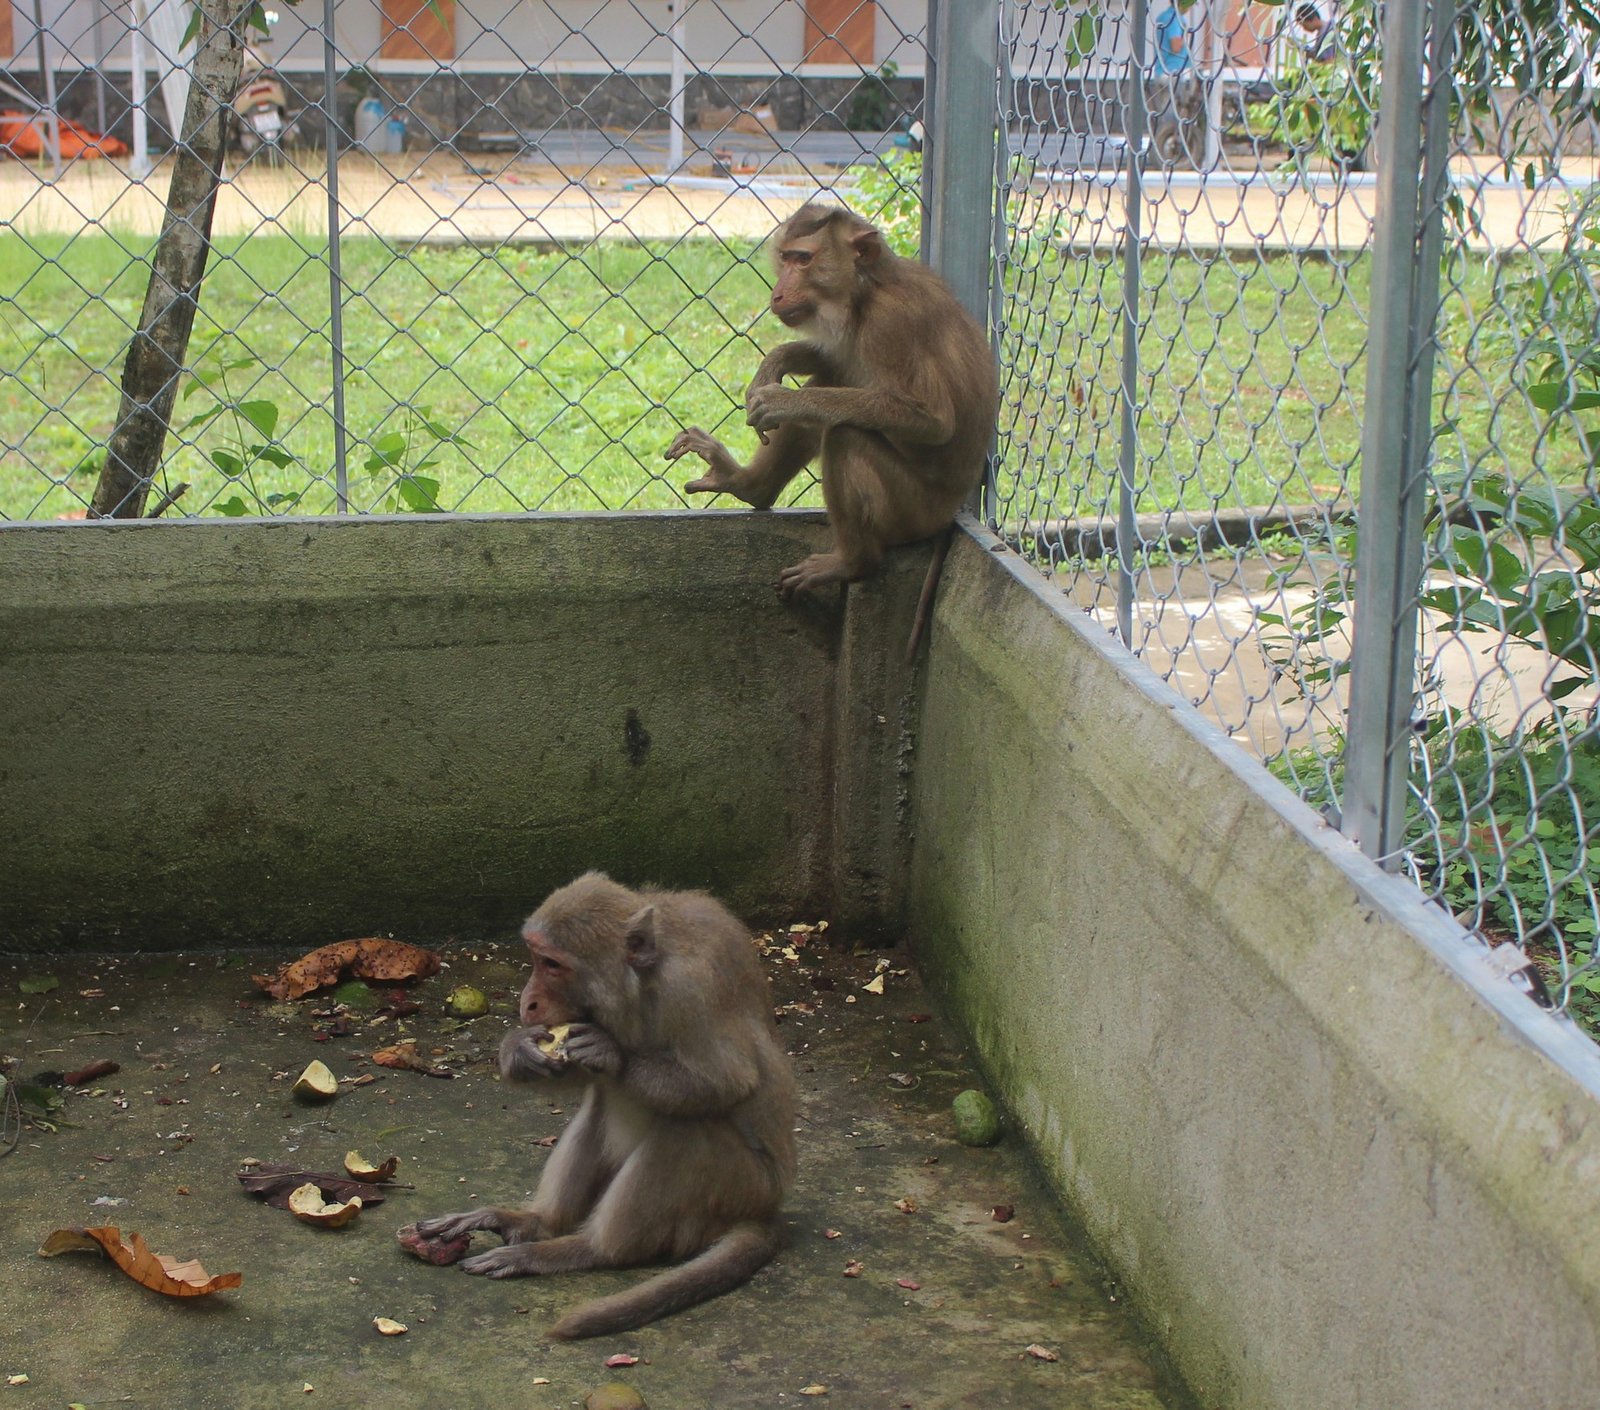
xmin=231 ymin=9 xmax=292 ymax=159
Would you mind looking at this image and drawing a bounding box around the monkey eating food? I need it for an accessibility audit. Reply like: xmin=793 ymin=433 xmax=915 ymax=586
xmin=666 ymin=201 xmax=998 ymax=659
xmin=408 ymin=872 xmax=797 ymax=1339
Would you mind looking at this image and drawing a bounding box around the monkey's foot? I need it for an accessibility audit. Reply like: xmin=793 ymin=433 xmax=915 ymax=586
xmin=777 ymin=553 xmax=850 ymax=599
xmin=459 ymin=1245 xmax=542 ymax=1279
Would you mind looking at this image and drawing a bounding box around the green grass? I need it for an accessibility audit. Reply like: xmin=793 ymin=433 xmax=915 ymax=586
xmin=0 ymin=232 xmax=1573 ymax=521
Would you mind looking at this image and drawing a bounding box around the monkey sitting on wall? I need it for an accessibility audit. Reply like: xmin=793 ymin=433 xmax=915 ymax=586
xmin=666 ymin=202 xmax=998 ymax=657
xmin=409 ymin=872 xmax=797 ymax=1340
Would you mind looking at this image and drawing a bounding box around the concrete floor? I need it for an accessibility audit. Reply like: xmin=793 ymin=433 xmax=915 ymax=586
xmin=0 ymin=931 xmax=1190 ymax=1410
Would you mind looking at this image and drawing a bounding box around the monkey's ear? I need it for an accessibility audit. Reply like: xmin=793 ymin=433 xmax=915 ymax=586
xmin=850 ymin=225 xmax=885 ymax=266
xmin=623 ymin=907 xmax=660 ymax=971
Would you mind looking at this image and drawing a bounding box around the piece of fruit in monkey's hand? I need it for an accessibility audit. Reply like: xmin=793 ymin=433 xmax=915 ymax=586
xmin=535 ymin=1023 xmax=574 ymax=1057
xmin=395 ymin=1221 xmax=473 ymax=1265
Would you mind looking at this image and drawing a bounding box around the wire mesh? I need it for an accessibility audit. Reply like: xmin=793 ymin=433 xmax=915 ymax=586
xmin=5 ymin=0 xmax=1600 ymax=1031
xmin=0 ymin=0 xmax=926 ymax=518
xmin=994 ymin=0 xmax=1600 ymax=1032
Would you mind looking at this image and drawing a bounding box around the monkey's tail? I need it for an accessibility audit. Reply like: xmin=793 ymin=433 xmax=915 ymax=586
xmin=549 ymin=1221 xmax=782 ymax=1341
xmin=904 ymin=523 xmax=956 ymax=666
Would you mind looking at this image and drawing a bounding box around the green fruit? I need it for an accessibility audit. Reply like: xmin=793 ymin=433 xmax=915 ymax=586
xmin=329 ymin=979 xmax=377 ymax=1010
xmin=584 ymin=1385 xmax=647 ymax=1410
xmin=445 ymin=985 xmax=489 ymax=1018
xmin=952 ymin=1089 xmax=1002 ymax=1146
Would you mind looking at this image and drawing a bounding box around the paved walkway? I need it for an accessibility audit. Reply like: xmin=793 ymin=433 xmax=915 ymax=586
xmin=1 ymin=139 xmax=1591 ymax=250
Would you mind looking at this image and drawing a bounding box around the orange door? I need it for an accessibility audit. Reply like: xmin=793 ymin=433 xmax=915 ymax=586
xmin=380 ymin=0 xmax=455 ymax=61
xmin=803 ymin=0 xmax=876 ymax=66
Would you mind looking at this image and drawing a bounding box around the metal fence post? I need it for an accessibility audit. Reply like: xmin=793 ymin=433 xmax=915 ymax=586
xmin=1343 ymin=0 xmax=1453 ymax=862
xmin=322 ymin=3 xmax=350 ymax=511
xmin=1118 ymin=0 xmax=1149 ymax=649
xmin=926 ymin=0 xmax=998 ymax=330
xmin=926 ymin=0 xmax=998 ymax=520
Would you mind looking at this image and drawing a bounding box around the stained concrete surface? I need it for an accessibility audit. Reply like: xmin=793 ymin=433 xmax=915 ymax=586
xmin=0 ymin=931 xmax=1190 ymax=1410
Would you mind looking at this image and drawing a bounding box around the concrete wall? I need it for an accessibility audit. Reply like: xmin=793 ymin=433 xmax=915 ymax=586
xmin=0 ymin=512 xmax=922 ymax=951
xmin=8 ymin=508 xmax=1600 ymax=1410
xmin=908 ymin=518 xmax=1600 ymax=1410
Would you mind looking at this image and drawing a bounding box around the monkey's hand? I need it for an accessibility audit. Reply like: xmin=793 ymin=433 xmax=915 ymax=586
xmin=413 ymin=1206 xmax=525 ymax=1242
xmin=561 ymin=1022 xmax=623 ymax=1078
xmin=746 ymin=383 xmax=817 ymax=437
xmin=459 ymin=1242 xmax=546 ymax=1279
xmin=498 ymin=1025 xmax=570 ymax=1082
xmin=667 ymin=427 xmax=746 ymax=497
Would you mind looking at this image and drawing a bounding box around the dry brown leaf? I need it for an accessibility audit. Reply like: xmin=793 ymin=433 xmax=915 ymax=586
xmin=251 ymin=939 xmax=441 ymax=1001
xmin=372 ymin=1040 xmax=454 ymax=1079
xmin=842 ymin=1260 xmax=865 ymax=1278
xmin=1024 ymin=1344 xmax=1060 ymax=1362
xmin=894 ymin=1197 xmax=918 ymax=1214
xmin=992 ymin=1203 xmax=1016 ymax=1223
xmin=237 ymin=1162 xmax=392 ymax=1208
xmin=37 ymin=1226 xmax=242 ymax=1297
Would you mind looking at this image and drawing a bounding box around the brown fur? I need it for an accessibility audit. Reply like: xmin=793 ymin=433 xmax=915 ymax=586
xmin=410 ymin=872 xmax=797 ymax=1339
xmin=666 ymin=202 xmax=998 ymax=657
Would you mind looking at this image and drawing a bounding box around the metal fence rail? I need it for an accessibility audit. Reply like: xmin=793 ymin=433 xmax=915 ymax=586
xmin=3 ymin=0 xmax=1600 ymax=1028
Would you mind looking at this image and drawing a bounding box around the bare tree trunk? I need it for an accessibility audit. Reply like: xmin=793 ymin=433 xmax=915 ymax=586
xmin=90 ymin=0 xmax=254 ymax=518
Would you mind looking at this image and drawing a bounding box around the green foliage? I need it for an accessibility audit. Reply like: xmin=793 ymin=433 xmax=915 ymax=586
xmin=1498 ymin=190 xmax=1600 ymax=463
xmin=178 ymin=343 xmax=302 ymax=516
xmin=850 ymin=147 xmax=923 ymax=257
xmin=845 ymin=61 xmax=901 ymax=132
xmin=1246 ymin=55 xmax=1373 ymax=165
xmin=179 ymin=339 xmax=466 ymax=515
xmin=1268 ymin=720 xmax=1600 ymax=1009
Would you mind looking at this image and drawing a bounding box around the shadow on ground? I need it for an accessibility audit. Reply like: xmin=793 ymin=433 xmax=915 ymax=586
xmin=1 ymin=929 xmax=1191 ymax=1410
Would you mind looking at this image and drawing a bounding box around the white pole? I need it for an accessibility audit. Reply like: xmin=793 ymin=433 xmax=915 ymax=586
xmin=667 ymin=0 xmax=686 ymax=171
xmin=130 ymin=0 xmax=151 ymax=177
xmin=1203 ymin=0 xmax=1224 ymax=173
xmin=28 ymin=0 xmax=60 ymax=177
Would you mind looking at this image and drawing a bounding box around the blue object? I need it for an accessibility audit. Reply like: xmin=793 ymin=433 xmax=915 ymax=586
xmin=1154 ymin=5 xmax=1190 ymax=74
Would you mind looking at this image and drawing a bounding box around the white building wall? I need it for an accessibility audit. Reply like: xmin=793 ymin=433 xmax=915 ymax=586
xmin=12 ymin=0 xmax=929 ymax=75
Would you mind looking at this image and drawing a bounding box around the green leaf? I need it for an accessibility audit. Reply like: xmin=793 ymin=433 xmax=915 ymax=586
xmin=175 ymin=404 xmax=226 ymax=434
xmin=215 ymin=495 xmax=250 ymax=517
xmin=364 ymin=431 xmax=408 ymax=472
xmin=1528 ymin=381 xmax=1600 ymax=412
xmin=210 ymin=449 xmax=243 ymax=477
xmin=19 ymin=974 xmax=59 ymax=995
xmin=180 ymin=3 xmax=202 ymax=47
xmin=264 ymin=491 xmax=303 ymax=508
xmin=397 ymin=475 xmax=442 ymax=512
xmin=1067 ymin=11 xmax=1099 ymax=67
xmin=237 ymin=399 xmax=279 ymax=438
xmin=257 ymin=445 xmax=296 ymax=469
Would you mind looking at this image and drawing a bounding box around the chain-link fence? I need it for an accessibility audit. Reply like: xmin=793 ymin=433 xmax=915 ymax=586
xmin=4 ymin=1 xmax=1600 ymax=1029
xmin=992 ymin=0 xmax=1600 ymax=1031
xmin=1 ymin=0 xmax=925 ymax=517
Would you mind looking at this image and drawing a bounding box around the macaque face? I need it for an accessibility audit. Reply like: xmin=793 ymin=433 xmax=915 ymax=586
xmin=517 ymin=924 xmax=583 ymax=1027
xmin=769 ymin=233 xmax=824 ymax=329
